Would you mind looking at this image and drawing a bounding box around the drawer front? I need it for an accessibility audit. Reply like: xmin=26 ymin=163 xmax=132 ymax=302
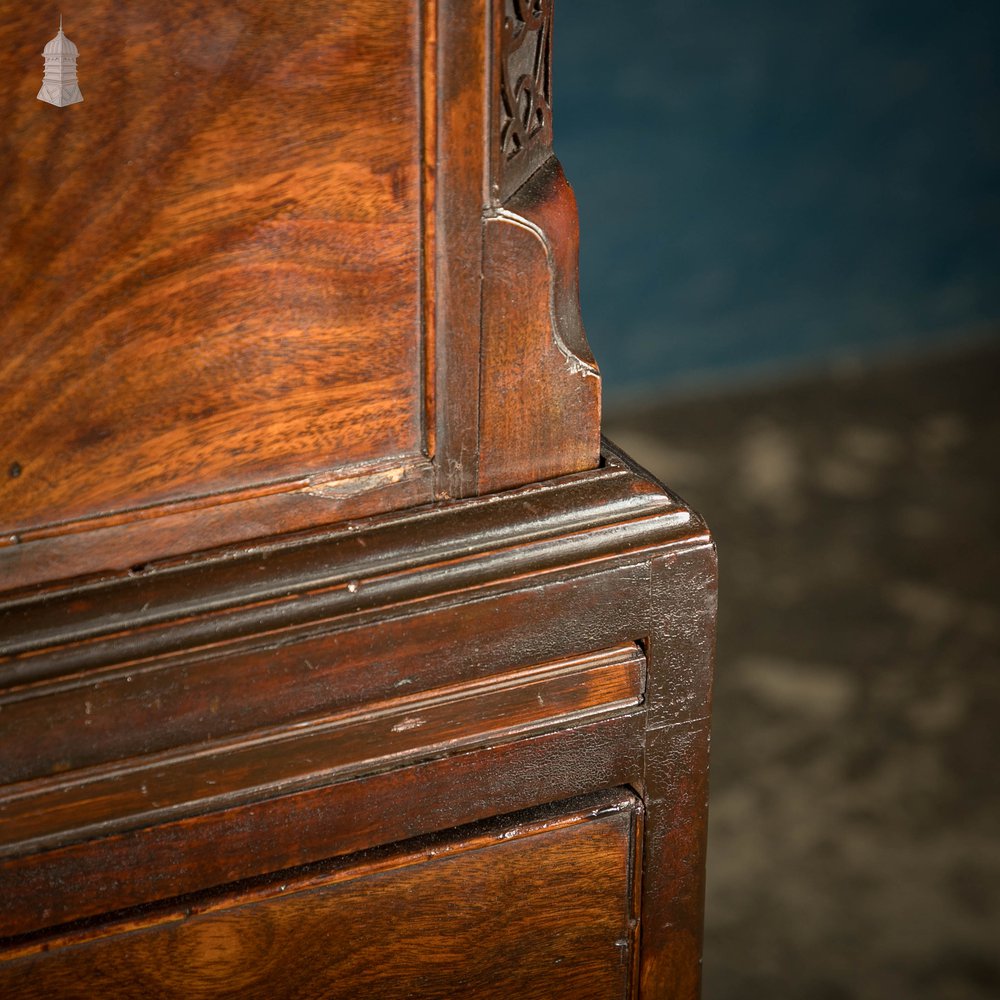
xmin=0 ymin=559 xmax=650 ymax=937
xmin=0 ymin=792 xmax=643 ymax=1000
xmin=0 ymin=642 xmax=645 ymax=859
xmin=0 ymin=562 xmax=650 ymax=785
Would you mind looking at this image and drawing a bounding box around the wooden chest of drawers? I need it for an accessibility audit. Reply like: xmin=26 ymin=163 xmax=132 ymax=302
xmin=0 ymin=2 xmax=716 ymax=996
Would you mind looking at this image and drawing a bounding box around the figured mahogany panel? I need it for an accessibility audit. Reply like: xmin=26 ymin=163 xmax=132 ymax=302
xmin=0 ymin=2 xmax=424 ymax=536
xmin=0 ymin=792 xmax=643 ymax=1000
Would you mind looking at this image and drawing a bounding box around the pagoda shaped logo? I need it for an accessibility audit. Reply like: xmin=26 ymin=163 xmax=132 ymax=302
xmin=38 ymin=16 xmax=83 ymax=108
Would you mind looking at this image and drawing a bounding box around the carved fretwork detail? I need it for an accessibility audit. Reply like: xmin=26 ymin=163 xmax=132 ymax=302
xmin=494 ymin=0 xmax=553 ymax=203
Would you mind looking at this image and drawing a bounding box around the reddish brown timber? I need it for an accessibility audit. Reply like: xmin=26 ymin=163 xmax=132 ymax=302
xmin=0 ymin=712 xmax=645 ymax=938
xmin=0 ymin=791 xmax=643 ymax=1000
xmin=0 ymin=450 xmax=702 ymax=680
xmin=1 ymin=2 xmax=425 ymax=540
xmin=0 ymin=643 xmax=644 ymax=857
xmin=479 ymin=158 xmax=601 ymax=493
xmin=0 ymin=563 xmax=650 ymax=784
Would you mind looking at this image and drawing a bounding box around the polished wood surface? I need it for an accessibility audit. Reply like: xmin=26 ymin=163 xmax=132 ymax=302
xmin=0 ymin=712 xmax=647 ymax=940
xmin=0 ymin=0 xmax=607 ymax=586
xmin=0 ymin=449 xmax=714 ymax=985
xmin=2 ymin=643 xmax=644 ymax=852
xmin=0 ymin=2 xmax=423 ymax=536
xmin=480 ymin=158 xmax=600 ymax=492
xmin=0 ymin=3 xmax=715 ymax=995
xmin=0 ymin=793 xmax=642 ymax=999
xmin=0 ymin=565 xmax=649 ymax=783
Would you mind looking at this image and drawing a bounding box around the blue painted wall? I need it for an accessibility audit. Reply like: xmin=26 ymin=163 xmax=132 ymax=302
xmin=554 ymin=1 xmax=1000 ymax=394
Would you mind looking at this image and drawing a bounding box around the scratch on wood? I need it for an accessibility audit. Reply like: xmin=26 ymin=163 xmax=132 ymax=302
xmin=305 ymin=465 xmax=410 ymax=500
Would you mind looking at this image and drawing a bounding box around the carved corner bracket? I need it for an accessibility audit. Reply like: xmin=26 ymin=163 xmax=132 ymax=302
xmin=479 ymin=159 xmax=601 ymax=494
xmin=479 ymin=0 xmax=601 ymax=494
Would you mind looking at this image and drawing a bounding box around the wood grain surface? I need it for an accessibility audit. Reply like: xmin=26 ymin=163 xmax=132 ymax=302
xmin=0 ymin=1 xmax=424 ymax=535
xmin=0 ymin=643 xmax=645 ymax=856
xmin=0 ymin=791 xmax=643 ymax=999
xmin=0 ymin=445 xmax=716 ymax=995
xmin=479 ymin=158 xmax=601 ymax=492
xmin=0 ymin=565 xmax=650 ymax=785
xmin=0 ymin=447 xmax=693 ymax=670
xmin=0 ymin=6 xmax=717 ymax=993
xmin=0 ymin=711 xmax=646 ymax=937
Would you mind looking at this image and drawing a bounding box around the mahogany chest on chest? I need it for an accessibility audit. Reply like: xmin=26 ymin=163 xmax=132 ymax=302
xmin=0 ymin=2 xmax=716 ymax=996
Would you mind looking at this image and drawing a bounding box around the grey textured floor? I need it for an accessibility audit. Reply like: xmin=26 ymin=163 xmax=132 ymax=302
xmin=606 ymin=343 xmax=1000 ymax=999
